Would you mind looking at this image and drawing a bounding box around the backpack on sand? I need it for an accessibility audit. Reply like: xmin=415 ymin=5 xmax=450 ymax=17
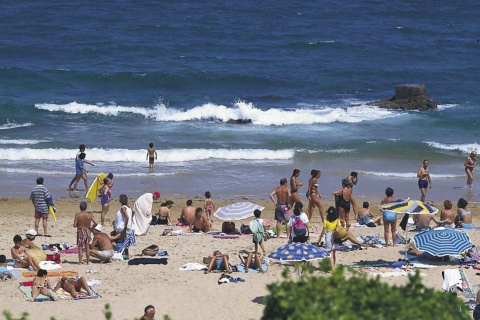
xmin=293 ymin=216 xmax=307 ymax=237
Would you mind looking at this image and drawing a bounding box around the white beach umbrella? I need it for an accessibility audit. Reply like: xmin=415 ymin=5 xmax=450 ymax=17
xmin=213 ymin=202 xmax=265 ymax=221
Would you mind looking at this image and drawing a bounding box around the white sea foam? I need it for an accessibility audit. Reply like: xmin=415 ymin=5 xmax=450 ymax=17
xmin=0 ymin=147 xmax=294 ymax=162
xmin=0 ymin=122 xmax=34 ymax=130
xmin=360 ymin=170 xmax=462 ymax=179
xmin=297 ymin=148 xmax=354 ymax=154
xmin=425 ymin=142 xmax=479 ymax=154
xmin=0 ymin=139 xmax=46 ymax=145
xmin=437 ymin=104 xmax=458 ymax=110
xmin=35 ymin=101 xmax=399 ymax=126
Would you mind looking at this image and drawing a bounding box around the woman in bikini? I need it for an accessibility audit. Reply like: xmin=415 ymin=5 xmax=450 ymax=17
xmin=306 ymin=169 xmax=324 ymax=222
xmin=156 ymin=200 xmax=174 ymax=226
xmin=289 ymin=169 xmax=303 ymax=207
xmin=31 ymin=269 xmax=58 ymax=302
xmin=204 ymin=251 xmax=232 ymax=274
xmin=456 ymin=197 xmax=472 ymax=229
xmin=11 ymin=235 xmax=40 ymax=271
xmin=464 ymin=151 xmax=477 ymax=189
xmin=100 ymin=177 xmax=111 ymax=226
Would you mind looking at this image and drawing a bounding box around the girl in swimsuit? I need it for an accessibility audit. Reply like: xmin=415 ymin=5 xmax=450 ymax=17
xmin=464 ymin=151 xmax=477 ymax=189
xmin=204 ymin=191 xmax=215 ymax=223
xmin=100 ymin=177 xmax=111 ymax=226
xmin=289 ymin=169 xmax=303 ymax=206
xmin=31 ymin=269 xmax=58 ymax=302
xmin=456 ymin=197 xmax=472 ymax=229
xmin=306 ymin=169 xmax=324 ymax=222
xmin=204 ymin=251 xmax=232 ymax=274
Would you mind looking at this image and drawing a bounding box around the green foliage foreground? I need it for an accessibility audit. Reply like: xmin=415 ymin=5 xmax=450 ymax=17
xmin=262 ymin=260 xmax=470 ymax=320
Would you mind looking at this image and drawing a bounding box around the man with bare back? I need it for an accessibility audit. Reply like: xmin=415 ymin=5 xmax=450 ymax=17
xmin=270 ymin=178 xmax=291 ymax=238
xmin=88 ymin=224 xmax=114 ymax=263
xmin=73 ymin=201 xmax=97 ymax=264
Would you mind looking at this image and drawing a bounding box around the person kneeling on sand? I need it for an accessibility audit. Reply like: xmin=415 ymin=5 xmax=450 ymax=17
xmin=88 ymin=224 xmax=114 ymax=264
xmin=53 ymin=276 xmax=92 ymax=298
xmin=204 ymin=251 xmax=232 ymax=274
xmin=357 ymin=202 xmax=382 ymax=227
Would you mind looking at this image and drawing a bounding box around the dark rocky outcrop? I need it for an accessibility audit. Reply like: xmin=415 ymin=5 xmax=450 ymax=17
xmin=226 ymin=119 xmax=252 ymax=124
xmin=367 ymin=84 xmax=438 ymax=111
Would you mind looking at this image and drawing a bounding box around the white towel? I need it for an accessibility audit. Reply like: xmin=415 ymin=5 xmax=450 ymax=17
xmin=442 ymin=268 xmax=462 ymax=291
xmin=132 ymin=193 xmax=154 ymax=236
xmin=179 ymin=263 xmax=208 ymax=271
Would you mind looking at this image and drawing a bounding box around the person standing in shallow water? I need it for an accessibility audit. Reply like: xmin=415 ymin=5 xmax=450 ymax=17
xmin=464 ymin=151 xmax=477 ymax=190
xmin=417 ymin=159 xmax=432 ymax=202
xmin=146 ymin=142 xmax=157 ymax=172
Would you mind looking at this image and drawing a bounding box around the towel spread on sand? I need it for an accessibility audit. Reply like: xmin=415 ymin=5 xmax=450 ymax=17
xmin=18 ymin=282 xmax=59 ymax=302
xmin=236 ymin=262 xmax=269 ymax=273
xmin=52 ymin=278 xmax=101 ymax=300
xmin=22 ymin=271 xmax=78 ymax=278
xmin=179 ymin=263 xmax=208 ymax=271
xmin=39 ymin=261 xmax=62 ymax=270
xmin=351 ymin=266 xmax=418 ymax=278
xmin=132 ymin=193 xmax=154 ymax=236
xmin=444 ymin=269 xmax=476 ymax=299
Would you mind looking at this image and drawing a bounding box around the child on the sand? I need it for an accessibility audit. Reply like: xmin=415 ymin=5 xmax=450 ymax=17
xmin=204 ymin=191 xmax=215 ymax=223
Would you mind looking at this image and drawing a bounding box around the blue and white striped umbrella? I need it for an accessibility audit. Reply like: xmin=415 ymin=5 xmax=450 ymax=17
xmin=268 ymin=243 xmax=330 ymax=262
xmin=214 ymin=202 xmax=265 ymax=221
xmin=413 ymin=229 xmax=472 ymax=256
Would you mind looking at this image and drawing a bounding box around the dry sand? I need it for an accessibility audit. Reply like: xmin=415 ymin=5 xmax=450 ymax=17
xmin=0 ymin=195 xmax=478 ymax=320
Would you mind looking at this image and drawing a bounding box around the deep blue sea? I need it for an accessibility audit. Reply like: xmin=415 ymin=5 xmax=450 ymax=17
xmin=1 ymin=1 xmax=479 ymax=204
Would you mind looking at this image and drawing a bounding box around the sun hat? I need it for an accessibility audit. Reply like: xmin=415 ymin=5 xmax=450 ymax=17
xmin=153 ymin=191 xmax=161 ymax=199
xmin=26 ymin=229 xmax=37 ymax=236
xmin=95 ymin=224 xmax=103 ymax=232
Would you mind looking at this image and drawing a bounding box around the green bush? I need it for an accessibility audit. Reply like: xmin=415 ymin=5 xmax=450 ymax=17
xmin=262 ymin=260 xmax=470 ymax=320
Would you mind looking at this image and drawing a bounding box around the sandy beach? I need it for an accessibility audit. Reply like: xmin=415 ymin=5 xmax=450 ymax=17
xmin=0 ymin=195 xmax=478 ymax=320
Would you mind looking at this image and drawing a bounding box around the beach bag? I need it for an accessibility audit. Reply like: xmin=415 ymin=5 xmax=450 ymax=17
xmin=222 ymin=221 xmax=236 ymax=235
xmin=293 ymin=216 xmax=307 ymax=237
xmin=141 ymin=245 xmax=159 ymax=257
xmin=334 ymin=221 xmax=348 ymax=241
xmin=240 ymin=224 xmax=252 ymax=234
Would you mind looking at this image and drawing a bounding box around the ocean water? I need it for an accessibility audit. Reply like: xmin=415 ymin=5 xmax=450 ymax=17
xmin=1 ymin=1 xmax=479 ymax=204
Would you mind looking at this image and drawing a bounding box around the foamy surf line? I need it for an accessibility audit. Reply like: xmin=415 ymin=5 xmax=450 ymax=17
xmin=360 ymin=170 xmax=463 ymax=179
xmin=0 ymin=147 xmax=294 ymax=162
xmin=35 ymin=101 xmax=399 ymax=125
xmin=0 ymin=122 xmax=33 ymax=130
xmin=425 ymin=141 xmax=479 ymax=154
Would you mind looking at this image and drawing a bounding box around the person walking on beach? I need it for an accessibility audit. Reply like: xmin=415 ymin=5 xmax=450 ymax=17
xmin=30 ymin=177 xmax=52 ymax=237
xmin=204 ymin=191 xmax=215 ymax=224
xmin=319 ymin=206 xmax=340 ymax=269
xmin=417 ymin=159 xmax=432 ymax=202
xmin=146 ymin=142 xmax=157 ymax=172
xmin=347 ymin=171 xmax=359 ymax=216
xmin=270 ymin=178 xmax=291 ymax=238
xmin=99 ymin=177 xmax=111 ymax=227
xmin=73 ymin=201 xmax=97 ymax=264
xmin=249 ymin=209 xmax=267 ymax=270
xmin=332 ymin=178 xmax=353 ymax=228
xmin=381 ymin=187 xmax=397 ymax=247
xmin=464 ymin=151 xmax=477 ymax=189
xmin=289 ymin=169 xmax=303 ymax=207
xmin=306 ymin=169 xmax=324 ymax=222
xmin=72 ymin=152 xmax=94 ymax=192
xmin=67 ymin=144 xmax=85 ymax=190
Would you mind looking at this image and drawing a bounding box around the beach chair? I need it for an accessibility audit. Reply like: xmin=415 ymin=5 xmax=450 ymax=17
xmin=115 ymin=231 xmax=136 ymax=255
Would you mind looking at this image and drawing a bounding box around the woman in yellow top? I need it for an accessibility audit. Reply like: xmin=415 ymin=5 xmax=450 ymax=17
xmin=319 ymin=206 xmax=340 ymax=270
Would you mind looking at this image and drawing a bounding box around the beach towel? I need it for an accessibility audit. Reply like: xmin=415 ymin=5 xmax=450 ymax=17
xmin=0 ymin=266 xmax=18 ymax=279
xmin=19 ymin=282 xmax=58 ymax=302
xmin=236 ymin=262 xmax=269 ymax=273
xmin=22 ymin=271 xmax=78 ymax=278
xmin=127 ymin=258 xmax=168 ymax=265
xmin=39 ymin=261 xmax=61 ymax=271
xmin=132 ymin=193 xmax=154 ymax=236
xmin=52 ymin=278 xmax=101 ymax=300
xmin=442 ymin=268 xmax=462 ymax=291
xmin=179 ymin=263 xmax=208 ymax=271
xmin=351 ymin=266 xmax=417 ymax=278
xmin=456 ymin=269 xmax=475 ymax=299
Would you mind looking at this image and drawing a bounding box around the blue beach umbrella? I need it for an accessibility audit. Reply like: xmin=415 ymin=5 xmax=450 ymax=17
xmin=214 ymin=202 xmax=265 ymax=221
xmin=268 ymin=243 xmax=330 ymax=262
xmin=413 ymin=229 xmax=472 ymax=257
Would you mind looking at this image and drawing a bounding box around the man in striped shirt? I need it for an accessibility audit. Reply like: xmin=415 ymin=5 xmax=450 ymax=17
xmin=30 ymin=177 xmax=52 ymax=237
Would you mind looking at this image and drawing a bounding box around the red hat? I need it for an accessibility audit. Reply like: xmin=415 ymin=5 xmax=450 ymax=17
xmin=153 ymin=191 xmax=161 ymax=199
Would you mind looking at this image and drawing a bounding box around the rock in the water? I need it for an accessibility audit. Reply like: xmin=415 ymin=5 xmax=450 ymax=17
xmin=367 ymin=84 xmax=438 ymax=111
xmin=226 ymin=119 xmax=252 ymax=124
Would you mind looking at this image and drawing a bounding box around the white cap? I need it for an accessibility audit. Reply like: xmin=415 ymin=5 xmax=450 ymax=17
xmin=94 ymin=224 xmax=103 ymax=232
xmin=26 ymin=229 xmax=37 ymax=236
